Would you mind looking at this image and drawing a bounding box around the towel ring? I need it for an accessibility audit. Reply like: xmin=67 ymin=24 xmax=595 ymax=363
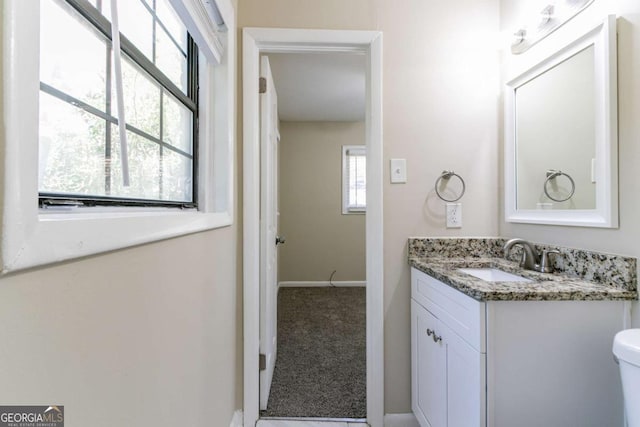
xmin=435 ymin=170 xmax=466 ymax=202
xmin=543 ymin=170 xmax=575 ymax=202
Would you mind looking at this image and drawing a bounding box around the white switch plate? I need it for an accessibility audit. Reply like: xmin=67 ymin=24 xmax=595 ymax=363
xmin=446 ymin=203 xmax=462 ymax=228
xmin=390 ymin=158 xmax=407 ymax=183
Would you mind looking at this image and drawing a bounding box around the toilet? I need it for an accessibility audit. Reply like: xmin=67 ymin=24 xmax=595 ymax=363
xmin=614 ymin=329 xmax=640 ymax=427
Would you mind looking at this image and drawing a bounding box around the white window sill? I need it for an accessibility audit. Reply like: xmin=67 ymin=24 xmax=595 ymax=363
xmin=1 ymin=208 xmax=232 ymax=274
xmin=342 ymin=208 xmax=366 ymax=215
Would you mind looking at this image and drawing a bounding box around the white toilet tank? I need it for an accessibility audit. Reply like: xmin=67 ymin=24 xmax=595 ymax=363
xmin=614 ymin=329 xmax=640 ymax=427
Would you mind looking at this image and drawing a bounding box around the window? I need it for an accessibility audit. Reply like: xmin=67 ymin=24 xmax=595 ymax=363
xmin=1 ymin=0 xmax=235 ymax=273
xmin=39 ymin=0 xmax=198 ymax=207
xmin=342 ymin=145 xmax=366 ymax=214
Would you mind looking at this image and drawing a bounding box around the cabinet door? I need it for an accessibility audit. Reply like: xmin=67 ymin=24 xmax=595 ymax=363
xmin=442 ymin=322 xmax=486 ymax=427
xmin=412 ymin=300 xmax=447 ymax=427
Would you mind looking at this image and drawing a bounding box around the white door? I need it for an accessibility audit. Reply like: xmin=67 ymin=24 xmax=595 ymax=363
xmin=259 ymin=55 xmax=280 ymax=410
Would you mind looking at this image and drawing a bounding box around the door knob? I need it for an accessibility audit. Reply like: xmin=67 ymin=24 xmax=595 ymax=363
xmin=276 ymin=236 xmax=286 ymax=245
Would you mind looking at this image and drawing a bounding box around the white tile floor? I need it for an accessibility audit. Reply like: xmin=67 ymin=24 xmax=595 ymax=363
xmin=257 ymin=420 xmax=368 ymax=427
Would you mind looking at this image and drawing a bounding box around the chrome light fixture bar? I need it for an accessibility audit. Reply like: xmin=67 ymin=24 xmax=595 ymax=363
xmin=511 ymin=0 xmax=595 ymax=54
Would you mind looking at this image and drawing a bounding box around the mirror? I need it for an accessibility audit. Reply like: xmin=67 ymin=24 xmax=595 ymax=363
xmin=505 ymin=15 xmax=618 ymax=227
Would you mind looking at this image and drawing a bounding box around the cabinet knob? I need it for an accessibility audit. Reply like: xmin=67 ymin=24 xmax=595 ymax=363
xmin=427 ymin=328 xmax=442 ymax=343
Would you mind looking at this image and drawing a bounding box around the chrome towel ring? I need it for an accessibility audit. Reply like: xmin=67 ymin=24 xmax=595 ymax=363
xmin=543 ymin=170 xmax=575 ymax=202
xmin=435 ymin=170 xmax=466 ymax=202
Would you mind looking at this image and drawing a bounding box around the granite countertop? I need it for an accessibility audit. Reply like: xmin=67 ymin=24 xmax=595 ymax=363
xmin=409 ymin=256 xmax=639 ymax=302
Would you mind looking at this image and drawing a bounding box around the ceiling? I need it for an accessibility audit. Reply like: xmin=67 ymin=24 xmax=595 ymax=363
xmin=266 ymin=52 xmax=366 ymax=122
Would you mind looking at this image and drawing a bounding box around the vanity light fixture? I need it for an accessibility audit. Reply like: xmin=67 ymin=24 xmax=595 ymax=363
xmin=513 ymin=29 xmax=527 ymax=45
xmin=511 ymin=0 xmax=594 ymax=54
xmin=540 ymin=5 xmax=554 ymax=25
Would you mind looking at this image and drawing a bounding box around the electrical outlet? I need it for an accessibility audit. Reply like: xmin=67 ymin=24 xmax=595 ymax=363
xmin=446 ymin=203 xmax=462 ymax=228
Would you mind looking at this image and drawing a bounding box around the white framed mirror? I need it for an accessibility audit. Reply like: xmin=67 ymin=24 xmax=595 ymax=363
xmin=505 ymin=15 xmax=618 ymax=228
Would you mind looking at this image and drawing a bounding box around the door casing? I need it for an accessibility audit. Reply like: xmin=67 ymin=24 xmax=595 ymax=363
xmin=242 ymin=27 xmax=384 ymax=427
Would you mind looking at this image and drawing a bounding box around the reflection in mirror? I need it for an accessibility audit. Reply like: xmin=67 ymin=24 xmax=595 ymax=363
xmin=515 ymin=45 xmax=595 ymax=210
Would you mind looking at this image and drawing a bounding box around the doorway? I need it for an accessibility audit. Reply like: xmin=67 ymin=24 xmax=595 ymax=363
xmin=263 ymin=49 xmax=367 ymax=417
xmin=242 ymin=28 xmax=383 ymax=427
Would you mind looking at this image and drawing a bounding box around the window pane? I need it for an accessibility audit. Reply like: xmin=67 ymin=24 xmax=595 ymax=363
xmin=102 ymin=0 xmax=153 ymax=60
xmin=348 ymin=154 xmax=366 ymax=208
xmin=38 ymin=0 xmax=197 ymax=206
xmin=113 ymin=55 xmax=161 ymax=138
xmin=110 ymin=126 xmax=162 ymax=200
xmin=102 ymin=0 xmax=188 ymax=94
xmin=39 ymin=92 xmax=107 ymax=196
xmin=163 ymin=92 xmax=193 ymax=154
xmin=156 ymin=26 xmax=188 ymax=93
xmin=162 ymin=150 xmax=192 ymax=202
xmin=156 ymin=0 xmax=187 ymax=52
xmin=40 ymin=0 xmax=107 ymax=112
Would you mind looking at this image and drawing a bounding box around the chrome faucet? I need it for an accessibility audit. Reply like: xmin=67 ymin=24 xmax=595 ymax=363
xmin=503 ymin=238 xmax=559 ymax=273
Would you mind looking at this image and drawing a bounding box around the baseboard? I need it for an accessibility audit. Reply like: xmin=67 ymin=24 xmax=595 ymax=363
xmin=229 ymin=410 xmax=243 ymax=427
xmin=278 ymin=281 xmax=366 ymax=288
xmin=384 ymin=412 xmax=419 ymax=427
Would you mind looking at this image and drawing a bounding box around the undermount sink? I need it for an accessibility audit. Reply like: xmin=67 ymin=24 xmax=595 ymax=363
xmin=457 ymin=268 xmax=533 ymax=283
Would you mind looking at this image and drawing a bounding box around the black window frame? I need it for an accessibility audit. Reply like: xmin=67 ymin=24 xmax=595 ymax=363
xmin=38 ymin=0 xmax=199 ymax=209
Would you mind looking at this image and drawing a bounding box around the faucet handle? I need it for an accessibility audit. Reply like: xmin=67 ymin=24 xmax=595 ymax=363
xmin=517 ymin=249 xmax=528 ymax=268
xmin=539 ymin=249 xmax=560 ymax=273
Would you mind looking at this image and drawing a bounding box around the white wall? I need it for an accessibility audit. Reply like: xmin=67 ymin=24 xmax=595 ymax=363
xmin=499 ymin=0 xmax=640 ymax=327
xmin=0 ymin=231 xmax=239 ymax=427
xmin=278 ymin=121 xmax=366 ymax=282
xmin=239 ymin=0 xmax=500 ymax=413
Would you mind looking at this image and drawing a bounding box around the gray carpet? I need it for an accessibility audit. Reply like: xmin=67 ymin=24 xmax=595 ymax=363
xmin=261 ymin=287 xmax=366 ymax=418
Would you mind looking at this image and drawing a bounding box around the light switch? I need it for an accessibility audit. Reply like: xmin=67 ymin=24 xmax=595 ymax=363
xmin=390 ymin=159 xmax=407 ymax=183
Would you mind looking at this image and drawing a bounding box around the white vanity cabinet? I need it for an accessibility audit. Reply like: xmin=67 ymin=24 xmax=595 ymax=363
xmin=411 ymin=268 xmax=486 ymax=427
xmin=411 ymin=267 xmax=627 ymax=427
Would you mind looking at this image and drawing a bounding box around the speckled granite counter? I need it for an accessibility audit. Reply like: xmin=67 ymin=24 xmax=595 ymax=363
xmin=408 ymin=238 xmax=638 ymax=302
